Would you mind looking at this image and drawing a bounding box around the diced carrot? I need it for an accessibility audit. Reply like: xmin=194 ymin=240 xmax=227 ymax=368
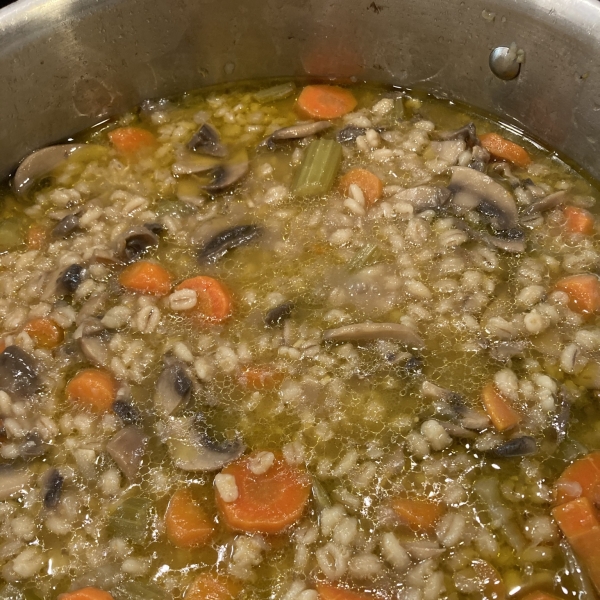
xmin=26 ymin=224 xmax=47 ymax=250
xmin=564 ymin=206 xmax=595 ymax=235
xmin=24 ymin=317 xmax=64 ymax=349
xmin=479 ymin=132 xmax=532 ymax=169
xmin=522 ymin=592 xmax=564 ymax=600
xmin=216 ymin=451 xmax=311 ymax=534
xmin=391 ymin=497 xmax=446 ymax=532
xmin=66 ymin=368 xmax=118 ymax=413
xmin=174 ymin=276 xmax=232 ymax=324
xmin=481 ymin=383 xmax=521 ymax=432
xmin=552 ymin=497 xmax=600 ymax=592
xmin=317 ymin=583 xmax=371 ymax=600
xmin=0 ymin=340 xmax=5 ymax=353
xmin=119 ymin=261 xmax=172 ymax=297
xmin=339 ymin=168 xmax=384 ymax=207
xmin=108 ymin=126 xmax=157 ymax=155
xmin=58 ymin=587 xmax=115 ymax=600
xmin=184 ymin=573 xmax=241 ymax=600
xmin=555 ymin=274 xmax=600 ymax=315
xmin=296 ymin=85 xmax=358 ymax=120
xmin=165 ymin=489 xmax=214 ymax=548
xmin=238 ymin=365 xmax=285 ymax=390
xmin=555 ymin=452 xmax=600 ymax=505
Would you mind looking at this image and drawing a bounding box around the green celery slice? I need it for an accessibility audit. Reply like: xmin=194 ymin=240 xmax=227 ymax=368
xmin=292 ymin=139 xmax=342 ymax=197
xmin=348 ymin=244 xmax=381 ymax=272
xmin=253 ymin=82 xmax=296 ymax=104
xmin=108 ymin=496 xmax=152 ymax=543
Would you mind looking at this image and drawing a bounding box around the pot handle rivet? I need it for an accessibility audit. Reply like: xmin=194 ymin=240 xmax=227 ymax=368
xmin=489 ymin=45 xmax=522 ymax=80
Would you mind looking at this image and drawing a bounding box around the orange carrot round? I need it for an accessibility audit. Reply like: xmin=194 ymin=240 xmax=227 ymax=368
xmin=296 ymin=85 xmax=357 ymax=120
xmin=58 ymin=587 xmax=115 ymax=600
xmin=479 ymin=132 xmax=531 ymax=169
xmin=24 ymin=317 xmax=64 ymax=349
xmin=174 ymin=276 xmax=232 ymax=324
xmin=215 ymin=452 xmax=311 ymax=534
xmin=238 ymin=365 xmax=285 ymax=390
xmin=165 ymin=489 xmax=214 ymax=548
xmin=391 ymin=497 xmax=446 ymax=532
xmin=66 ymin=368 xmax=118 ymax=413
xmin=564 ymin=205 xmax=595 ymax=235
xmin=481 ymin=382 xmax=521 ymax=432
xmin=317 ymin=583 xmax=371 ymax=600
xmin=184 ymin=573 xmax=241 ymax=600
xmin=555 ymin=274 xmax=600 ymax=315
xmin=119 ymin=261 xmax=172 ymax=296
xmin=108 ymin=126 xmax=157 ymax=155
xmin=339 ymin=168 xmax=384 ymax=207
xmin=26 ymin=224 xmax=47 ymax=250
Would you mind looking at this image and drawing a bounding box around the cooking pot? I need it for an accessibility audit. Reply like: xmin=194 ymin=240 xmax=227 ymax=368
xmin=0 ymin=0 xmax=599 ymax=180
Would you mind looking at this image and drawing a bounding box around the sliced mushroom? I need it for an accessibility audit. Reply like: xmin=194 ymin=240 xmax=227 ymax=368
xmin=439 ymin=421 xmax=477 ymax=439
xmin=172 ymin=153 xmax=221 ymax=176
xmin=80 ymin=334 xmax=110 ymax=368
xmin=469 ymin=145 xmax=490 ymax=172
xmin=449 ymin=166 xmax=519 ymax=230
xmin=433 ymin=122 xmax=478 ymax=148
xmin=264 ymin=121 xmax=332 ymax=148
xmin=522 ymin=190 xmax=568 ymax=216
xmin=43 ymin=469 xmax=64 ymax=509
xmin=144 ymin=222 xmax=166 ymax=236
xmin=0 ymin=466 xmax=32 ymax=500
xmin=19 ymin=433 xmax=49 ymax=459
xmin=336 ymin=125 xmax=367 ymax=143
xmin=187 ymin=123 xmax=227 ymax=157
xmin=393 ymin=186 xmax=451 ymax=212
xmin=265 ymin=301 xmax=294 ymax=327
xmin=106 ymin=426 xmax=148 ymax=480
xmin=487 ymin=340 xmax=528 ymax=362
xmin=12 ymin=143 xmax=86 ymax=196
xmin=493 ymin=435 xmax=537 ymax=457
xmin=0 ymin=345 xmax=40 ymax=396
xmin=114 ymin=227 xmax=159 ymax=263
xmin=323 ymin=322 xmax=425 ymax=350
xmin=198 ymin=224 xmax=262 ymax=264
xmin=57 ymin=264 xmax=85 ymax=294
xmin=167 ymin=416 xmax=245 ymax=471
xmin=453 ymin=219 xmax=526 ymax=253
xmin=51 ymin=214 xmax=80 ymax=239
xmin=489 ymin=162 xmax=520 ymax=188
xmin=202 ymin=150 xmax=249 ymax=193
xmin=112 ymin=399 xmax=143 ymax=427
xmin=154 ymin=358 xmax=193 ymax=418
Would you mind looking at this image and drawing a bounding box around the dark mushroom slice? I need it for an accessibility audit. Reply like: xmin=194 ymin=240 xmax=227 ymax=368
xmin=154 ymin=358 xmax=193 ymax=418
xmin=171 ymin=153 xmax=221 ymax=176
xmin=454 ymin=219 xmax=526 ymax=253
xmin=167 ymin=416 xmax=245 ymax=471
xmin=439 ymin=421 xmax=477 ymax=439
xmin=393 ymin=186 xmax=451 ymax=212
xmin=187 ymin=123 xmax=227 ymax=157
xmin=144 ymin=222 xmax=165 ymax=236
xmin=336 ymin=125 xmax=367 ymax=143
xmin=489 ymin=162 xmax=520 ymax=188
xmin=80 ymin=334 xmax=110 ymax=368
xmin=57 ymin=264 xmax=85 ymax=294
xmin=112 ymin=399 xmax=143 ymax=427
xmin=264 ymin=121 xmax=332 ymax=148
xmin=106 ymin=426 xmax=148 ymax=480
xmin=487 ymin=339 xmax=529 ymax=362
xmin=493 ymin=435 xmax=537 ymax=458
xmin=198 ymin=224 xmax=262 ymax=264
xmin=469 ymin=145 xmax=491 ymax=172
xmin=522 ymin=190 xmax=568 ymax=216
xmin=51 ymin=214 xmax=80 ymax=239
xmin=0 ymin=345 xmax=40 ymax=396
xmin=0 ymin=466 xmax=32 ymax=500
xmin=19 ymin=433 xmax=49 ymax=459
xmin=323 ymin=322 xmax=425 ymax=351
xmin=114 ymin=227 xmax=159 ymax=263
xmin=265 ymin=301 xmax=295 ymax=327
xmin=448 ymin=166 xmax=519 ymax=230
xmin=202 ymin=150 xmax=249 ymax=193
xmin=432 ymin=122 xmax=479 ymax=148
xmin=12 ymin=143 xmax=86 ymax=196
xmin=43 ymin=469 xmax=64 ymax=509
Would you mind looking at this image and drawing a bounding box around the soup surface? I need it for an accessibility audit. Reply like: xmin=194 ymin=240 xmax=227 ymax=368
xmin=0 ymin=81 xmax=600 ymax=600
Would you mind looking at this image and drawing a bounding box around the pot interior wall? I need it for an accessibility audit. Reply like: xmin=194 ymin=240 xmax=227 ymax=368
xmin=1 ymin=0 xmax=600 ymax=179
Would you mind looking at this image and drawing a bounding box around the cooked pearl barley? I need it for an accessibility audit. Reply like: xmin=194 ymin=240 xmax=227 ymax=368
xmin=248 ymin=451 xmax=275 ymax=475
xmin=421 ymin=420 xmax=452 ymax=451
xmin=168 ymin=288 xmax=197 ymax=311
xmin=214 ymin=473 xmax=239 ymax=502
xmin=380 ymin=532 xmax=411 ymax=571
xmin=134 ymin=305 xmax=161 ymax=334
xmin=315 ymin=542 xmax=350 ymax=580
xmin=349 ymin=553 xmax=383 ymax=578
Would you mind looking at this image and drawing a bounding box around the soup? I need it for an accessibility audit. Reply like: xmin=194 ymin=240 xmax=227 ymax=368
xmin=0 ymin=81 xmax=599 ymax=600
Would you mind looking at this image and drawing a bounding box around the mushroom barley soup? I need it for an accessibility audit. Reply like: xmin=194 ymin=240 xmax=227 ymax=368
xmin=1 ymin=81 xmax=600 ymax=600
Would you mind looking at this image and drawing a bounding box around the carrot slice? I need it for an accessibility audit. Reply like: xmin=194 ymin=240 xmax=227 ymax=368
xmin=66 ymin=368 xmax=118 ymax=413
xmin=238 ymin=365 xmax=285 ymax=390
xmin=296 ymin=85 xmax=357 ymax=120
xmin=481 ymin=383 xmax=521 ymax=432
xmin=391 ymin=497 xmax=446 ymax=532
xmin=174 ymin=276 xmax=232 ymax=324
xmin=165 ymin=489 xmax=214 ymax=548
xmin=184 ymin=573 xmax=241 ymax=600
xmin=119 ymin=261 xmax=172 ymax=297
xmin=564 ymin=206 xmax=595 ymax=235
xmin=479 ymin=132 xmax=532 ymax=169
xmin=522 ymin=592 xmax=564 ymax=600
xmin=58 ymin=587 xmax=115 ymax=600
xmin=317 ymin=583 xmax=371 ymax=600
xmin=26 ymin=224 xmax=47 ymax=250
xmin=339 ymin=168 xmax=384 ymax=207
xmin=216 ymin=452 xmax=311 ymax=534
xmin=24 ymin=317 xmax=64 ymax=349
xmin=555 ymin=274 xmax=600 ymax=315
xmin=555 ymin=452 xmax=600 ymax=505
xmin=108 ymin=126 xmax=157 ymax=155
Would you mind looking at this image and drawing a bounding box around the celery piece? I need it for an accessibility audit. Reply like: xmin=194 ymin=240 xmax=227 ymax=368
xmin=108 ymin=496 xmax=152 ymax=543
xmin=253 ymin=82 xmax=296 ymax=104
xmin=113 ymin=581 xmax=168 ymax=600
xmin=348 ymin=244 xmax=380 ymax=272
xmin=292 ymin=139 xmax=342 ymax=197
xmin=0 ymin=218 xmax=24 ymax=251
xmin=312 ymin=479 xmax=331 ymax=509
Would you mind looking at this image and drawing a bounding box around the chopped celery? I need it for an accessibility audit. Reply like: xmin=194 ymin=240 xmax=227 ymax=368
xmin=312 ymin=479 xmax=331 ymax=509
xmin=108 ymin=496 xmax=152 ymax=543
xmin=113 ymin=581 xmax=168 ymax=600
xmin=0 ymin=218 xmax=24 ymax=251
xmin=292 ymin=139 xmax=342 ymax=197
xmin=348 ymin=244 xmax=381 ymax=272
xmin=253 ymin=82 xmax=296 ymax=104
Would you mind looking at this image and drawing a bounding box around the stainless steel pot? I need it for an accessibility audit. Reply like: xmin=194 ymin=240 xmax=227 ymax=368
xmin=1 ymin=0 xmax=600 ymax=179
